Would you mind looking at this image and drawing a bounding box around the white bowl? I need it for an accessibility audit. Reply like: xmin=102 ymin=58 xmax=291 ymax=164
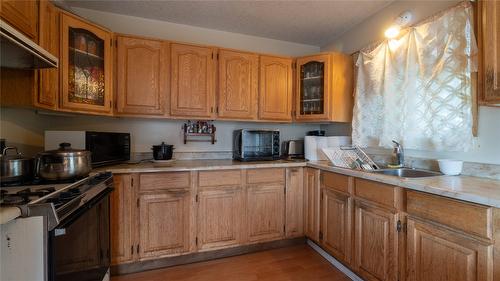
xmin=437 ymin=159 xmax=463 ymax=176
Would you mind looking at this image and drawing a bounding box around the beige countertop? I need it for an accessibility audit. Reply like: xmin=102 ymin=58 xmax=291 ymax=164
xmin=3 ymin=159 xmax=499 ymax=225
xmin=94 ymin=159 xmax=307 ymax=173
xmin=0 ymin=206 xmax=21 ymax=225
xmin=308 ymin=161 xmax=500 ymax=208
xmin=101 ymin=159 xmax=500 ymax=208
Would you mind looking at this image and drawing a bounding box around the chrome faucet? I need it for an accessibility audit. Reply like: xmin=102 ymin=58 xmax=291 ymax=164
xmin=391 ymin=140 xmax=404 ymax=167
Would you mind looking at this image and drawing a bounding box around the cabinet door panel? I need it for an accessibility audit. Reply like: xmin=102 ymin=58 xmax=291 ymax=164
xmin=218 ymin=50 xmax=258 ymax=120
xmin=295 ymin=54 xmax=330 ymax=120
xmin=37 ymin=0 xmax=59 ymax=110
xmin=0 ymin=0 xmax=38 ymax=40
xmin=139 ymin=191 xmax=192 ymax=258
xmin=259 ymin=55 xmax=293 ymax=121
xmin=304 ymin=168 xmax=320 ymax=242
xmin=285 ymin=168 xmax=304 ymax=238
xmin=198 ymin=186 xmax=244 ymax=250
xmin=321 ymin=188 xmax=352 ymax=265
xmin=110 ymin=174 xmax=137 ymax=265
xmin=60 ymin=13 xmax=113 ymax=114
xmin=247 ymin=184 xmax=285 ymax=242
xmin=407 ymin=218 xmax=493 ymax=281
xmin=116 ymin=36 xmax=168 ymax=115
xmin=170 ymin=43 xmax=215 ymax=118
xmin=354 ymin=201 xmax=398 ymax=281
xmin=480 ymin=0 xmax=500 ymax=104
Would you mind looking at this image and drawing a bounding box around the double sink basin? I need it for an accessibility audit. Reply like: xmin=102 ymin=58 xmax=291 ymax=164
xmin=370 ymin=168 xmax=442 ymax=178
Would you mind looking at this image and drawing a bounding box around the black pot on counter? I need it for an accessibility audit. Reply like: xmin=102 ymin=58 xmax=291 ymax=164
xmin=151 ymin=142 xmax=174 ymax=160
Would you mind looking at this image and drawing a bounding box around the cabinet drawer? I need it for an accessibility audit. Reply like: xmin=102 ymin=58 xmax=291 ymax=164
xmin=354 ymin=179 xmax=398 ymax=209
xmin=407 ymin=191 xmax=493 ymax=240
xmin=247 ymin=168 xmax=285 ymax=184
xmin=199 ymin=170 xmax=242 ymax=187
xmin=140 ymin=172 xmax=191 ymax=192
xmin=321 ymin=172 xmax=350 ymax=194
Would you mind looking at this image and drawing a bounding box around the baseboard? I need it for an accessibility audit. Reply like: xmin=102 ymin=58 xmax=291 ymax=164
xmin=112 ymin=237 xmax=306 ymax=276
xmin=307 ymin=239 xmax=364 ymax=281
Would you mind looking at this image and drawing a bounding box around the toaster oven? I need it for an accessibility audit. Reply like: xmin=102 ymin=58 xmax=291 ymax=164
xmin=233 ymin=129 xmax=280 ymax=161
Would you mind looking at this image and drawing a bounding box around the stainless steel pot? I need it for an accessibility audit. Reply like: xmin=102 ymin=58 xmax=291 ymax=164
xmin=0 ymin=147 xmax=34 ymax=184
xmin=36 ymin=143 xmax=92 ymax=181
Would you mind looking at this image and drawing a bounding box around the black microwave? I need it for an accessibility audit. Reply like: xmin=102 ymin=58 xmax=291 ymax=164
xmin=233 ymin=129 xmax=280 ymax=161
xmin=45 ymin=131 xmax=130 ymax=167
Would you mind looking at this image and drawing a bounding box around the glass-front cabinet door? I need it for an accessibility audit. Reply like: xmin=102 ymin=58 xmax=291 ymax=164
xmin=60 ymin=13 xmax=113 ymax=114
xmin=295 ymin=54 xmax=330 ymax=120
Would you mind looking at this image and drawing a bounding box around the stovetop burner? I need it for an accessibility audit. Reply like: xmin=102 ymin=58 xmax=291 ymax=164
xmin=1 ymin=195 xmax=28 ymax=206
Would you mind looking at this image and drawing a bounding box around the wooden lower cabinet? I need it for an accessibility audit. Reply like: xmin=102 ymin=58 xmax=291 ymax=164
xmin=138 ymin=190 xmax=194 ymax=259
xmin=321 ymin=188 xmax=352 ymax=265
xmin=197 ymin=186 xmax=244 ymax=250
xmin=285 ymin=168 xmax=304 ymax=238
xmin=110 ymin=174 xmax=138 ymax=265
xmin=246 ymin=184 xmax=285 ymax=242
xmin=407 ymin=218 xmax=493 ymax=281
xmin=304 ymin=168 xmax=320 ymax=242
xmin=354 ymin=201 xmax=399 ymax=281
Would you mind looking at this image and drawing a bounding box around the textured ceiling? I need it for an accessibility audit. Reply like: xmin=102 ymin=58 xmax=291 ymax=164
xmin=64 ymin=0 xmax=394 ymax=47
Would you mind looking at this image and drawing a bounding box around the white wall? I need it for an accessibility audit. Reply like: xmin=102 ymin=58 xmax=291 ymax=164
xmin=0 ymin=108 xmax=319 ymax=157
xmin=320 ymin=0 xmax=500 ymax=165
xmin=321 ymin=0 xmax=460 ymax=54
xmin=71 ymin=7 xmax=319 ymax=57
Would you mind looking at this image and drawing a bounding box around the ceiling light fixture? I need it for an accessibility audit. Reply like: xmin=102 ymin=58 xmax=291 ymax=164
xmin=384 ymin=11 xmax=413 ymax=39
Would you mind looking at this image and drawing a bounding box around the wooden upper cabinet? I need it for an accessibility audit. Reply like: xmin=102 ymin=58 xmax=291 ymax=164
xmin=115 ymin=35 xmax=169 ymax=116
xmin=295 ymin=53 xmax=353 ymax=122
xmin=217 ymin=49 xmax=259 ymax=120
xmin=37 ymin=0 xmax=59 ymax=110
xmin=259 ymin=55 xmax=293 ymax=121
xmin=407 ymin=218 xmax=493 ymax=281
xmin=0 ymin=0 xmax=38 ymax=40
xmin=170 ymin=43 xmax=216 ymax=118
xmin=479 ymin=0 xmax=500 ymax=105
xmin=285 ymin=168 xmax=304 ymax=238
xmin=354 ymin=201 xmax=399 ymax=281
xmin=304 ymin=168 xmax=320 ymax=242
xmin=295 ymin=54 xmax=331 ymax=120
xmin=110 ymin=174 xmax=138 ymax=265
xmin=60 ymin=13 xmax=113 ymax=114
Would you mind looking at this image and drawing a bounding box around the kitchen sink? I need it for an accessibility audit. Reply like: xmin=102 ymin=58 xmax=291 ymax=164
xmin=371 ymin=168 xmax=442 ymax=178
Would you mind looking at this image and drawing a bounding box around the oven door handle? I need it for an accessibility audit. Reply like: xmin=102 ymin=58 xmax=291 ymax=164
xmin=56 ymin=187 xmax=114 ymax=229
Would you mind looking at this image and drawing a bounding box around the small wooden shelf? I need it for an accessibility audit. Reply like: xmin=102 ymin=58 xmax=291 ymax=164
xmin=183 ymin=123 xmax=216 ymax=144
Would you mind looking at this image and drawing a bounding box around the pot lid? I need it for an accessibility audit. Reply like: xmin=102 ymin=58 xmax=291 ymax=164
xmin=39 ymin=142 xmax=90 ymax=157
xmin=152 ymin=142 xmax=173 ymax=148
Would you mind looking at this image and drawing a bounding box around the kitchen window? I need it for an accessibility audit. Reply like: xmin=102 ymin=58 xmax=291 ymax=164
xmin=352 ymin=2 xmax=477 ymax=152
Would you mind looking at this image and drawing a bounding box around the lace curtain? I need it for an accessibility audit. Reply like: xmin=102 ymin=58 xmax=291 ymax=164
xmin=352 ymin=2 xmax=477 ymax=152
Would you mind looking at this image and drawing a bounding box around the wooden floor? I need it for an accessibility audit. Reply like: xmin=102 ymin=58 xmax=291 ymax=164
xmin=111 ymin=244 xmax=351 ymax=281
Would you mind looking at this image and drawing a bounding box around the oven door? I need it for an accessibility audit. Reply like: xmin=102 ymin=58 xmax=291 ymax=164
xmin=48 ymin=188 xmax=112 ymax=281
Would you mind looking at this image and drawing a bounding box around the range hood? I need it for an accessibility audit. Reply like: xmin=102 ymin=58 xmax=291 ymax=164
xmin=1 ymin=19 xmax=58 ymax=69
